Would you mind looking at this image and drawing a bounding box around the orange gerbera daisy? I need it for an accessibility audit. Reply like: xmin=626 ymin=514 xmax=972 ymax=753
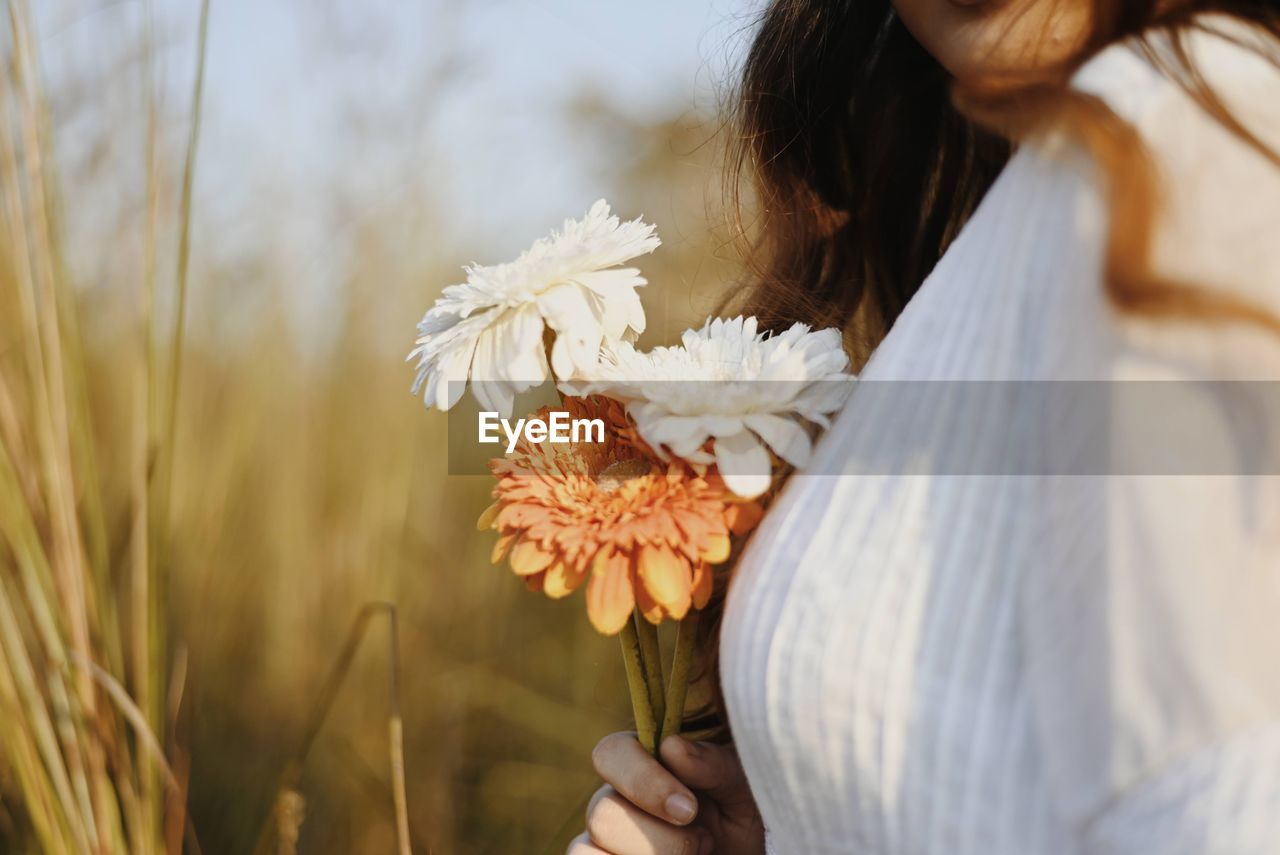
xmin=479 ymin=396 xmax=764 ymax=635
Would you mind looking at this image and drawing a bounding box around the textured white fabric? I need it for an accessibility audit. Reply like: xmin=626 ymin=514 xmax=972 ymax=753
xmin=720 ymin=20 xmax=1280 ymax=855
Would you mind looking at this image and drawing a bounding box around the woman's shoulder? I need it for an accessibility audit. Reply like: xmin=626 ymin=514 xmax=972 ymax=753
xmin=975 ymin=16 xmax=1280 ymax=379
xmin=1070 ymin=14 xmax=1280 ymax=134
xmin=1062 ymin=16 xmax=1280 ymax=334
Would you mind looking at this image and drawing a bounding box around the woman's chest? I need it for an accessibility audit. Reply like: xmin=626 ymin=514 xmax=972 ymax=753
xmin=722 ymin=463 xmax=1070 ymax=853
xmin=718 ymin=152 xmax=1097 ymax=853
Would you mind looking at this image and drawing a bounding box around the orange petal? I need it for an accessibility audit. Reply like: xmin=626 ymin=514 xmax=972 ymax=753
xmin=476 ymin=501 xmax=501 ymax=531
xmin=525 ymin=571 xmax=546 ymax=592
xmin=510 ymin=538 xmax=555 ymax=576
xmin=587 ymin=549 xmax=634 ymax=635
xmin=637 ymin=542 xmax=691 ymax=620
xmin=490 ymin=533 xmax=516 ymax=564
xmin=701 ymin=532 xmax=731 ymax=565
xmin=543 ymin=558 xmax=586 ymax=600
xmin=674 ymin=509 xmax=713 ymax=544
xmin=633 ymin=569 xmax=666 ymax=625
xmin=726 ymin=501 xmax=764 ymax=536
xmin=633 ymin=510 xmax=679 ymax=548
xmin=496 ymin=504 xmax=532 ymax=529
xmin=691 ymin=561 xmax=713 ymax=609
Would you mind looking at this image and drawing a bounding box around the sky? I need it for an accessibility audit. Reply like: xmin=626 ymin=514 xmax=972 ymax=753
xmin=32 ymin=0 xmax=758 ymax=342
xmin=176 ymin=0 xmax=753 ymax=250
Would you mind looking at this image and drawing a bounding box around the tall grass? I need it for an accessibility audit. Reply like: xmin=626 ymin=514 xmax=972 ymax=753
xmin=0 ymin=0 xmax=209 ymax=850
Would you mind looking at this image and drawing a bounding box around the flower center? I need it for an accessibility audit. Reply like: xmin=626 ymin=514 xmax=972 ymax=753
xmin=595 ymin=458 xmax=652 ymax=493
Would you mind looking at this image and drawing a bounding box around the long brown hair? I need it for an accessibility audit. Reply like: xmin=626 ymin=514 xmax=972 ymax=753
xmin=690 ymin=0 xmax=1280 ymax=739
xmin=724 ymin=0 xmax=1280 ymax=363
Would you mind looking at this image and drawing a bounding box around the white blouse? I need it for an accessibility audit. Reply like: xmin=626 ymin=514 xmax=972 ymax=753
xmin=721 ymin=20 xmax=1280 ymax=855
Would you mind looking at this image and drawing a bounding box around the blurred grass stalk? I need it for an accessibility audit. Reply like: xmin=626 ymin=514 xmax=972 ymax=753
xmin=0 ymin=0 xmax=208 ymax=851
xmin=252 ymin=603 xmax=412 ymax=855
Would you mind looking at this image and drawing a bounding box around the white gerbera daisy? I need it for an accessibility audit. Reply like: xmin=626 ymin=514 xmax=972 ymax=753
xmin=408 ymin=199 xmax=660 ymax=416
xmin=566 ymin=316 xmax=853 ymax=498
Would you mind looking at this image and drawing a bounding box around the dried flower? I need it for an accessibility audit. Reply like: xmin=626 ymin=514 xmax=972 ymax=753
xmin=481 ymin=396 xmax=762 ymax=634
xmin=409 ymin=200 xmax=659 ymax=416
xmin=565 ymin=316 xmax=852 ymax=497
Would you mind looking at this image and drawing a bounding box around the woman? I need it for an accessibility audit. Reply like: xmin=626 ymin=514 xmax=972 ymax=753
xmin=571 ymin=1 xmax=1280 ymax=853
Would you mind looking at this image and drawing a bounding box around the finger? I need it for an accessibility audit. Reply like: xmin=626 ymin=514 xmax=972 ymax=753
xmin=586 ymin=788 xmax=711 ymax=855
xmin=660 ymin=736 xmax=754 ymax=806
xmin=565 ymin=831 xmax=609 ymax=854
xmin=592 ymin=732 xmax=699 ymax=825
xmin=588 ymin=784 xmax=612 ymax=814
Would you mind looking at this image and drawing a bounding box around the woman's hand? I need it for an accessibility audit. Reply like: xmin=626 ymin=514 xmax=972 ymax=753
xmin=567 ymin=732 xmax=765 ymax=855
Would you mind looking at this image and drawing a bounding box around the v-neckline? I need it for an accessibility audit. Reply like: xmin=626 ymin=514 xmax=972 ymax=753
xmin=856 ymin=150 xmax=1023 ymax=376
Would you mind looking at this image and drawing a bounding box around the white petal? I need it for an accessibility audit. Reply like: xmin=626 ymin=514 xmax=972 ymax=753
xmin=641 ymin=415 xmax=710 ymax=458
xmin=503 ymin=303 xmax=551 ymax=383
xmin=790 ymin=380 xmax=854 ymax=420
xmin=540 ymin=284 xmax=605 ymax=377
xmin=574 ymin=267 xmax=647 ymax=298
xmin=436 ymin=339 xmax=477 ymax=410
xmin=470 ymin=328 xmax=518 ymax=417
xmin=587 ymin=198 xmax=609 ymax=219
xmin=713 ymin=430 xmax=772 ymax=499
xmin=408 ymin=309 xmax=490 ymax=411
xmin=580 ymin=272 xmax=646 ymax=339
xmin=743 ymin=413 xmax=812 ymax=468
xmin=700 ymin=415 xmax=748 ymax=437
xmin=474 ymin=383 xmax=514 ymax=417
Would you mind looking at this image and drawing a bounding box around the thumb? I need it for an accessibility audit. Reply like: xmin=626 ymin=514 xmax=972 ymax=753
xmin=659 ymin=736 xmax=754 ymax=807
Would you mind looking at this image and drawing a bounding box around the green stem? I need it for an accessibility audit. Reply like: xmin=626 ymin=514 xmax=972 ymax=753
xmin=617 ymin=615 xmax=657 ymax=756
xmin=634 ymin=614 xmax=665 ymax=733
xmin=659 ymin=610 xmax=700 ymax=747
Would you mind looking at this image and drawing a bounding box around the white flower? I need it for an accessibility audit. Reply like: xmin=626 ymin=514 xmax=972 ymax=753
xmin=408 ymin=199 xmax=660 ymax=416
xmin=566 ymin=316 xmax=853 ymax=498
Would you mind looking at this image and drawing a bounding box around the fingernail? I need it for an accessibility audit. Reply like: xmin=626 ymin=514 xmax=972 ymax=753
xmin=683 ymin=739 xmax=703 ymax=758
xmin=697 ymin=829 xmax=715 ymax=855
xmin=665 ymin=793 xmax=697 ymax=824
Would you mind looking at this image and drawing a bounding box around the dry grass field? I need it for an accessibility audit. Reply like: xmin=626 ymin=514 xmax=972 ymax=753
xmin=0 ymin=1 xmax=746 ymax=851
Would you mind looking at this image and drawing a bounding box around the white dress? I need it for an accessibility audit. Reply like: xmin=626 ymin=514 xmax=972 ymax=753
xmin=720 ymin=20 xmax=1280 ymax=855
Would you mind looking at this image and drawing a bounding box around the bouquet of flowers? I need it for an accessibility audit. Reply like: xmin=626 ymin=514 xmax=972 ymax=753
xmin=409 ymin=200 xmax=852 ymax=755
